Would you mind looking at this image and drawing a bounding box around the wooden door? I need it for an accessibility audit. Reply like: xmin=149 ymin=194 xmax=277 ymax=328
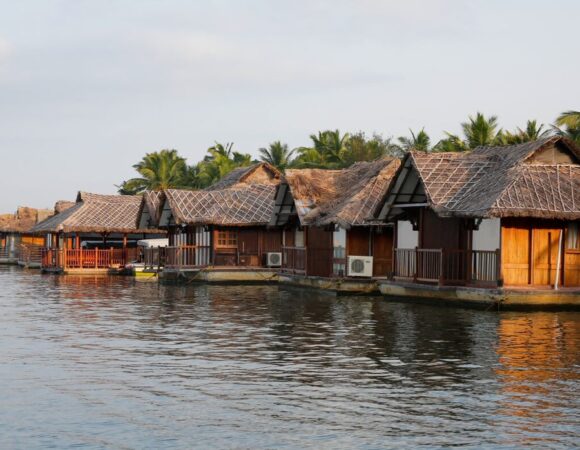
xmin=372 ymin=228 xmax=394 ymax=277
xmin=347 ymin=228 xmax=370 ymax=256
xmin=532 ymin=228 xmax=562 ymax=286
xmin=238 ymin=229 xmax=260 ymax=266
xmin=420 ymin=209 xmax=468 ymax=250
xmin=306 ymin=227 xmax=333 ymax=277
xmin=501 ymin=221 xmax=530 ymax=286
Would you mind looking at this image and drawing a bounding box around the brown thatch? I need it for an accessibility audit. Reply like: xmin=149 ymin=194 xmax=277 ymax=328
xmin=30 ymin=192 xmax=160 ymax=234
xmin=205 ymin=162 xmax=281 ymax=191
xmin=385 ymin=136 xmax=580 ymax=220
xmin=142 ymin=190 xmax=166 ymax=226
xmin=165 ymin=184 xmax=278 ymax=226
xmin=282 ymin=158 xmax=400 ymax=228
xmin=54 ymin=200 xmax=76 ymax=214
xmin=156 ymin=162 xmax=282 ymax=227
xmin=0 ymin=207 xmax=54 ymax=233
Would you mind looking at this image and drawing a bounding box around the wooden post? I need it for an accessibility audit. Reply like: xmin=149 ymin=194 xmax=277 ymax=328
xmin=413 ymin=247 xmax=418 ymax=283
xmin=496 ymin=248 xmax=503 ymax=287
xmin=439 ymin=248 xmax=445 ymax=286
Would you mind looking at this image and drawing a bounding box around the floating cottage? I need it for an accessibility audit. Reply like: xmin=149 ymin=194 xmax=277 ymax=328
xmin=31 ymin=192 xmax=164 ymax=273
xmin=375 ymin=136 xmax=580 ymax=307
xmin=270 ymin=158 xmax=401 ymax=292
xmin=142 ymin=163 xmax=285 ymax=281
xmin=0 ymin=207 xmax=53 ymax=266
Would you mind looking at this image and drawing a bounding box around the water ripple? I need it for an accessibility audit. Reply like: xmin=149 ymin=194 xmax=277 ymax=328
xmin=0 ymin=266 xmax=578 ymax=449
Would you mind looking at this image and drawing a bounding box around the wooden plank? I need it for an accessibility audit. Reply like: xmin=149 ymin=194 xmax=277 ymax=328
xmin=501 ymin=219 xmax=531 ymax=286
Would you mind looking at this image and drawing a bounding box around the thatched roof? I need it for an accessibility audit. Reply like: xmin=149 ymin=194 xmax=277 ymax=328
xmin=54 ymin=200 xmax=76 ymax=214
xmin=158 ymin=163 xmax=282 ymax=227
xmin=0 ymin=206 xmax=54 ymax=233
xmin=278 ymin=158 xmax=400 ymax=228
xmin=377 ymin=136 xmax=580 ymax=221
xmin=142 ymin=190 xmax=166 ymax=226
xmin=164 ymin=184 xmax=277 ymax=226
xmin=205 ymin=162 xmax=281 ymax=191
xmin=30 ymin=192 xmax=159 ymax=234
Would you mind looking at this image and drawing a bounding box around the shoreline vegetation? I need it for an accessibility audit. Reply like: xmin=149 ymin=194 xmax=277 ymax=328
xmin=117 ymin=110 xmax=580 ymax=194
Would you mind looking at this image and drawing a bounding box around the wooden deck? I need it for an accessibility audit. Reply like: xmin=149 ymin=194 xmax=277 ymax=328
xmin=41 ymin=248 xmax=139 ymax=273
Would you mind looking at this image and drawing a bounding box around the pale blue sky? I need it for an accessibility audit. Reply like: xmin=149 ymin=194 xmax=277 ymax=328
xmin=0 ymin=0 xmax=578 ymax=211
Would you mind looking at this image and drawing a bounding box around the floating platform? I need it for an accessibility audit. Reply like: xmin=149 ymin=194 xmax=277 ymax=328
xmin=159 ymin=267 xmax=279 ymax=284
xmin=41 ymin=267 xmax=128 ymax=275
xmin=377 ymin=280 xmax=580 ymax=310
xmin=278 ymin=273 xmax=378 ymax=294
xmin=0 ymin=258 xmax=18 ymax=265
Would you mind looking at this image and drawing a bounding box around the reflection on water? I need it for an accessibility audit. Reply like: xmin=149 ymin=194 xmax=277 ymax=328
xmin=0 ymin=266 xmax=578 ymax=449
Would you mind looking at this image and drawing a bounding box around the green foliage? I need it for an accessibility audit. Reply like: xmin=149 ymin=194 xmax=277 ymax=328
xmin=292 ymin=130 xmax=399 ymax=169
xmin=195 ymin=142 xmax=254 ymax=188
xmin=500 ymin=120 xmax=549 ymax=145
xmin=554 ymin=110 xmax=580 ymax=145
xmin=397 ymin=129 xmax=431 ymax=152
xmin=119 ymin=110 xmax=575 ymax=193
xmin=117 ymin=149 xmax=189 ymax=194
xmin=258 ymin=141 xmax=295 ymax=171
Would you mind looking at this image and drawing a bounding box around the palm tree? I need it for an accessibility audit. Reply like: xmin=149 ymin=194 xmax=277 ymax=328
xmin=554 ymin=110 xmax=580 ymax=145
xmin=294 ymin=130 xmax=350 ymax=168
xmin=556 ymin=111 xmax=580 ymax=129
xmin=258 ymin=141 xmax=295 ymax=171
xmin=461 ymin=112 xmax=502 ymax=148
xmin=397 ymin=129 xmax=431 ymax=152
xmin=433 ymin=133 xmax=469 ymax=152
xmin=343 ymin=132 xmax=401 ymax=164
xmin=117 ymin=149 xmax=189 ymax=194
xmin=196 ymin=142 xmax=254 ymax=187
xmin=502 ymin=120 xmax=549 ymax=144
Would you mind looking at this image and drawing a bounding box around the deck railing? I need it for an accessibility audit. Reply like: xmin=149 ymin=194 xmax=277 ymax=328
xmin=18 ymin=244 xmax=43 ymax=266
xmin=143 ymin=247 xmax=167 ymax=270
xmin=41 ymin=248 xmax=140 ymax=270
xmin=164 ymin=245 xmax=211 ymax=269
xmin=0 ymin=246 xmax=12 ymax=260
xmin=281 ymin=246 xmax=307 ymax=275
xmin=393 ymin=248 xmax=501 ymax=286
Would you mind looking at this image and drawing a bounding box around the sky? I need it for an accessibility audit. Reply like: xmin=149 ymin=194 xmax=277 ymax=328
xmin=0 ymin=0 xmax=578 ymax=212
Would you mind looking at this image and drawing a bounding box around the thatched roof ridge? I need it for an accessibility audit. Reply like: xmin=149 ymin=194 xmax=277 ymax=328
xmin=30 ymin=192 xmax=159 ymax=234
xmin=205 ymin=162 xmax=281 ymax=191
xmin=143 ymin=191 xmax=166 ymax=226
xmin=0 ymin=207 xmax=54 ymax=233
xmin=164 ymin=184 xmax=277 ymax=226
xmin=284 ymin=158 xmax=400 ymax=228
xmin=400 ymin=136 xmax=580 ymax=220
xmin=54 ymin=201 xmax=76 ymax=214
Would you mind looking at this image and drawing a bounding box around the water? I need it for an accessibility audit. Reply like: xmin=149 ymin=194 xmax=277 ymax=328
xmin=0 ymin=266 xmax=578 ymax=449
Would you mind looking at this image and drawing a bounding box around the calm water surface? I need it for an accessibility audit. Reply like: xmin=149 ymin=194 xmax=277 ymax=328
xmin=0 ymin=266 xmax=578 ymax=449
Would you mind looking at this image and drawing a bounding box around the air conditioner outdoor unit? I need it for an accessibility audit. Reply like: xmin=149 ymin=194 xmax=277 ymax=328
xmin=347 ymin=256 xmax=373 ymax=277
xmin=266 ymin=252 xmax=282 ymax=267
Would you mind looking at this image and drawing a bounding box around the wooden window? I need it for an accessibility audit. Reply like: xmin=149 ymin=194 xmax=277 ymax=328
xmin=567 ymin=222 xmax=579 ymax=250
xmin=216 ymin=231 xmax=237 ymax=248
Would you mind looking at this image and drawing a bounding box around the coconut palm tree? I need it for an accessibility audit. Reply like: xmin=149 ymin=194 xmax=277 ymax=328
xmin=258 ymin=141 xmax=295 ymax=171
xmin=397 ymin=129 xmax=431 ymax=152
xmin=293 ymin=130 xmax=351 ymax=168
xmin=554 ymin=110 xmax=580 ymax=145
xmin=461 ymin=112 xmax=503 ymax=148
xmin=556 ymin=111 xmax=580 ymax=129
xmin=117 ymin=149 xmax=189 ymax=194
xmin=196 ymin=142 xmax=254 ymax=187
xmin=502 ymin=120 xmax=550 ymax=144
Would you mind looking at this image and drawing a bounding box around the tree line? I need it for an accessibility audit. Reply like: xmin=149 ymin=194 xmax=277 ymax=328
xmin=118 ymin=110 xmax=580 ymax=194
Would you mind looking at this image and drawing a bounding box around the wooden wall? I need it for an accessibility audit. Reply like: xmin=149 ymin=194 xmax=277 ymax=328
xmin=347 ymin=227 xmax=393 ymax=277
xmin=420 ymin=209 xmax=470 ymax=250
xmin=306 ymin=227 xmax=333 ymax=277
xmin=501 ymin=218 xmax=579 ymax=287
